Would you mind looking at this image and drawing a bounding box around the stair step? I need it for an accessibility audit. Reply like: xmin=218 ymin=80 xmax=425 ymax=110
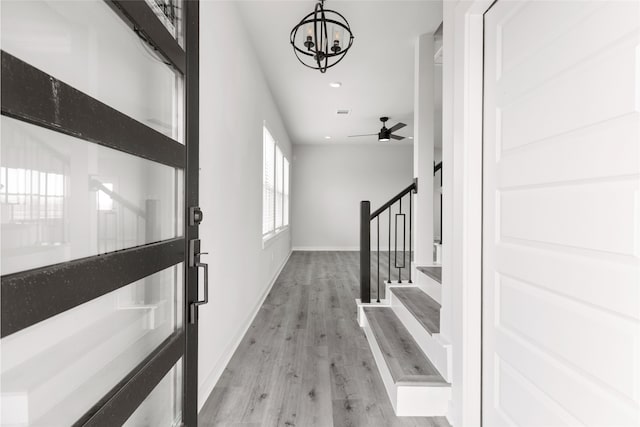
xmin=363 ymin=307 xmax=446 ymax=385
xmin=391 ymin=287 xmax=440 ymax=335
xmin=0 ymin=304 xmax=163 ymax=423
xmin=417 ymin=266 xmax=441 ymax=284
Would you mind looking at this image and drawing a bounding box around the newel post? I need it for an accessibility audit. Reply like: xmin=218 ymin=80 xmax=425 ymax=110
xmin=360 ymin=201 xmax=371 ymax=303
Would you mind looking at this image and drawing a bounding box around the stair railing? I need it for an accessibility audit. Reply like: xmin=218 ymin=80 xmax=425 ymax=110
xmin=360 ymin=178 xmax=417 ymax=303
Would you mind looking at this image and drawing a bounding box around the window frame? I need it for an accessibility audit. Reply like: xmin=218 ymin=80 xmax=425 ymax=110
xmin=262 ymin=124 xmax=289 ymax=244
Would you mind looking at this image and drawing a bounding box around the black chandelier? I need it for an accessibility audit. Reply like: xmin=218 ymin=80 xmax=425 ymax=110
xmin=290 ymin=0 xmax=355 ymax=73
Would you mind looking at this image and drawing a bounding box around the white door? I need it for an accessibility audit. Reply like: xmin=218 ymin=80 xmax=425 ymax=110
xmin=482 ymin=1 xmax=640 ymax=425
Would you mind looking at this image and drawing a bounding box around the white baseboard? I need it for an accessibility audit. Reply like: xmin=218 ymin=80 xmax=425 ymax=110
xmin=292 ymin=246 xmax=394 ymax=251
xmin=293 ymin=246 xmax=360 ymax=251
xmin=197 ymin=249 xmax=293 ymax=412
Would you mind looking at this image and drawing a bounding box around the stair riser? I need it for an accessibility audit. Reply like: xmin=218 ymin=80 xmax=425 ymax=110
xmin=396 ymin=385 xmax=451 ymax=416
xmin=390 ymin=290 xmax=452 ymax=382
xmin=414 ymin=270 xmax=442 ymax=304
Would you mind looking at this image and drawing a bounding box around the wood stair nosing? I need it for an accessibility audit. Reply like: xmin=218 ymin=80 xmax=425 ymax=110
xmin=390 ymin=286 xmax=441 ymax=335
xmin=363 ymin=307 xmax=447 ymax=386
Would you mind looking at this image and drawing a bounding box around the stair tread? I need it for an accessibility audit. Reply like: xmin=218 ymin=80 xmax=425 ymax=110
xmin=363 ymin=307 xmax=447 ymax=385
xmin=417 ymin=266 xmax=441 ymax=284
xmin=391 ymin=287 xmax=441 ymax=335
xmin=31 ymin=326 xmax=169 ymax=426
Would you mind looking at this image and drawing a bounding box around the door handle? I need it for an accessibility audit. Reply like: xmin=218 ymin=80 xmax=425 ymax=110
xmin=189 ymin=252 xmax=209 ymax=324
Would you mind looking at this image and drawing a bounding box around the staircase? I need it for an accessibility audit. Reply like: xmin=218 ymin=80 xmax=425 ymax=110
xmin=0 ymin=293 xmax=170 ymax=425
xmin=357 ymin=182 xmax=451 ymax=417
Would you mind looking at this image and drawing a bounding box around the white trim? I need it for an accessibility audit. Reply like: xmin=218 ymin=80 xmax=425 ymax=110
xmin=262 ymin=225 xmax=289 ymax=248
xmin=292 ymin=246 xmax=397 ymax=251
xmin=445 ymin=1 xmax=494 ymax=426
xmin=197 ymin=249 xmax=293 ymax=412
xmin=292 ymin=246 xmax=360 ymax=251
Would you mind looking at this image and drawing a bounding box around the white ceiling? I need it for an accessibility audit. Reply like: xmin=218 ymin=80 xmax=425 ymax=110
xmin=236 ymin=1 xmax=443 ymax=145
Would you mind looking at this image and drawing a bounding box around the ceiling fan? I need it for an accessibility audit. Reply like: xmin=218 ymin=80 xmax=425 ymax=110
xmin=348 ymin=117 xmax=407 ymax=142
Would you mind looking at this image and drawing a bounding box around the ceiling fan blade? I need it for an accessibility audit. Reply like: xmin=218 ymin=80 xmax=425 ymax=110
xmin=390 ymin=134 xmax=405 ymax=140
xmin=388 ymin=122 xmax=406 ymax=133
xmin=348 ymin=133 xmax=377 ymax=137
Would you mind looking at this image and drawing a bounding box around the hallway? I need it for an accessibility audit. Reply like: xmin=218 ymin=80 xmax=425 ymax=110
xmin=198 ymin=251 xmax=448 ymax=427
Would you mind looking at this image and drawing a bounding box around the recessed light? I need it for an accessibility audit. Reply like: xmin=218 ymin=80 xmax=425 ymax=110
xmin=329 ymin=81 xmax=342 ymax=88
xmin=408 ymin=136 xmax=414 ymax=139
xmin=324 ymin=136 xmax=332 ymax=139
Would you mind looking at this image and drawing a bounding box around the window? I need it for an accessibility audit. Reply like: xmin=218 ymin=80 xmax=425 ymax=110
xmin=0 ymin=166 xmax=66 ymax=221
xmin=283 ymin=157 xmax=289 ymax=226
xmin=262 ymin=128 xmax=275 ymax=235
xmin=263 ymin=125 xmax=289 ymax=239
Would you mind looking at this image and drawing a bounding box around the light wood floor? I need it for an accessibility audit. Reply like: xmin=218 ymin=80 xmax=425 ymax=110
xmin=198 ymin=251 xmax=449 ymax=427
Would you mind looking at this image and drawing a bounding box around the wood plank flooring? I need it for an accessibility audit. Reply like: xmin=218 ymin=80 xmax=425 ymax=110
xmin=199 ymin=251 xmax=449 ymax=427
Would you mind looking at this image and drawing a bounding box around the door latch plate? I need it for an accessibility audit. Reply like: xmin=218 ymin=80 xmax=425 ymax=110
xmin=189 ymin=239 xmax=201 ymax=267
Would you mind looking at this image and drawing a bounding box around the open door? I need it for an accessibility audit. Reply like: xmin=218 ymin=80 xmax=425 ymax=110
xmin=482 ymin=1 xmax=640 ymax=425
xmin=0 ymin=1 xmax=201 ymax=425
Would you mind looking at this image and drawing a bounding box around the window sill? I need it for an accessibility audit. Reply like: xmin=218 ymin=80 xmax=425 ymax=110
xmin=262 ymin=226 xmax=289 ymax=248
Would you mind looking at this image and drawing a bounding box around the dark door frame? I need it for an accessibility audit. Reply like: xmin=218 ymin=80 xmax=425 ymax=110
xmin=183 ymin=0 xmax=200 ymax=424
xmin=0 ymin=0 xmax=200 ymax=424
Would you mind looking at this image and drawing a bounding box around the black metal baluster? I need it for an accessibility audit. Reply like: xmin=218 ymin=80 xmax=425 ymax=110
xmin=403 ymin=195 xmax=406 ymax=283
xmin=409 ymin=190 xmax=413 ymax=283
xmin=397 ymin=198 xmax=402 ymax=283
xmin=362 ymin=181 xmax=417 ymax=300
xmin=360 ymin=201 xmax=371 ymax=303
xmin=388 ymin=206 xmax=391 ymax=284
xmin=377 ymin=216 xmax=380 ymax=303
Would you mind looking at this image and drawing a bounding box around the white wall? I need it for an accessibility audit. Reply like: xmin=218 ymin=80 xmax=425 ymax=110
xmin=291 ymin=144 xmax=413 ymax=250
xmin=198 ymin=0 xmax=293 ymax=411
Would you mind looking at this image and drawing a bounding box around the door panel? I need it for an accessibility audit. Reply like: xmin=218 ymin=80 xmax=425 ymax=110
xmin=483 ymin=1 xmax=640 ymax=425
xmin=1 ymin=116 xmax=183 ymax=275
xmin=0 ymin=0 xmax=184 ymax=142
xmin=124 ymin=359 xmax=183 ymax=426
xmin=0 ymin=0 xmax=199 ymax=425
xmin=1 ymin=264 xmax=183 ymax=425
